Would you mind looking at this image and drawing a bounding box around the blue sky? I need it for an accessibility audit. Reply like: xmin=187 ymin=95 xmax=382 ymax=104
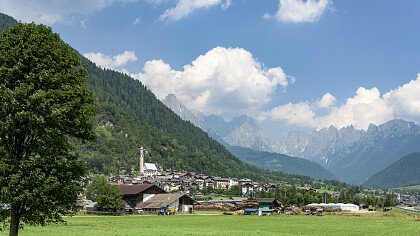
xmin=2 ymin=0 xmax=420 ymax=137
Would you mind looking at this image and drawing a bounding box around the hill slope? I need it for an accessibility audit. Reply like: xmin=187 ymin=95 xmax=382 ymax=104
xmin=226 ymin=146 xmax=336 ymax=180
xmin=0 ymin=13 xmax=322 ymax=185
xmin=0 ymin=13 xmax=16 ymax=32
xmin=362 ymin=153 xmax=420 ymax=188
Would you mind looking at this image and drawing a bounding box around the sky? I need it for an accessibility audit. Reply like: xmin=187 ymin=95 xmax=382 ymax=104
xmin=2 ymin=0 xmax=420 ymax=138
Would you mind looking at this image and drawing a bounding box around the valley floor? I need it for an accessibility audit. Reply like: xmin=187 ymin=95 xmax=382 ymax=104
xmin=4 ymin=211 xmax=420 ymax=236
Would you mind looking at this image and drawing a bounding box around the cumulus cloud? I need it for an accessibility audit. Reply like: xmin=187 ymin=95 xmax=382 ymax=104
xmin=317 ymin=92 xmax=336 ymax=108
xmin=384 ymin=74 xmax=420 ymax=121
xmin=0 ymin=0 xmax=134 ymax=24
xmin=159 ymin=0 xmax=232 ymax=21
xmin=265 ymin=74 xmax=420 ymax=130
xmin=316 ymin=87 xmax=394 ymax=130
xmin=132 ymin=47 xmax=294 ymax=115
xmin=266 ymin=102 xmax=316 ymax=127
xmin=265 ymin=0 xmax=331 ymax=23
xmin=83 ymin=51 xmax=138 ymax=71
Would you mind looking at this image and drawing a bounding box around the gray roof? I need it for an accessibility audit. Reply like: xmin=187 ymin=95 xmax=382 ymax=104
xmin=137 ymin=193 xmax=193 ymax=209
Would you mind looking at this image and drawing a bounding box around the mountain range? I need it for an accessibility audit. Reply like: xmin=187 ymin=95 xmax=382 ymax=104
xmin=163 ymin=94 xmax=420 ymax=185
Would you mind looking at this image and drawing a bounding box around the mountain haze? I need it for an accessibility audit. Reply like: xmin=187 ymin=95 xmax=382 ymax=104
xmin=226 ymin=146 xmax=336 ymax=180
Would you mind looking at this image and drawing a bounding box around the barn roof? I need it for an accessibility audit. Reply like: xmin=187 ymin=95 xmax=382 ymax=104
xmin=137 ymin=193 xmax=194 ymax=209
xmin=118 ymin=184 xmax=165 ymax=195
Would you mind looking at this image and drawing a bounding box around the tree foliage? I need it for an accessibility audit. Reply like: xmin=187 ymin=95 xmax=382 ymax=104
xmin=0 ymin=23 xmax=94 ymax=235
xmin=86 ymin=175 xmax=122 ymax=212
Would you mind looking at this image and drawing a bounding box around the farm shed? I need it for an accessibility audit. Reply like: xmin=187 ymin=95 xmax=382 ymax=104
xmin=306 ymin=203 xmax=360 ymax=212
xmin=137 ymin=192 xmax=195 ymax=213
xmin=118 ymin=184 xmax=166 ymax=213
xmin=256 ymin=198 xmax=282 ymax=210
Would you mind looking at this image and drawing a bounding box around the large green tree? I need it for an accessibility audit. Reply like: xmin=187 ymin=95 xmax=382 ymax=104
xmin=0 ymin=23 xmax=94 ymax=236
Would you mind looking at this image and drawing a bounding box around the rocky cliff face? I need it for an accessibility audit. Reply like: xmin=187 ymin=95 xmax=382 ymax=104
xmin=162 ymin=94 xmax=204 ymax=128
xmin=162 ymin=94 xmax=270 ymax=150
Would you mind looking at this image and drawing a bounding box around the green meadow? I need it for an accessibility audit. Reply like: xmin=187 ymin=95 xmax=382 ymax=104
xmin=3 ymin=211 xmax=419 ymax=236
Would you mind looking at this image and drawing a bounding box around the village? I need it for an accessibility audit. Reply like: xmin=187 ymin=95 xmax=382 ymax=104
xmin=79 ymin=147 xmax=420 ymax=216
xmin=79 ymin=147 xmax=373 ymax=216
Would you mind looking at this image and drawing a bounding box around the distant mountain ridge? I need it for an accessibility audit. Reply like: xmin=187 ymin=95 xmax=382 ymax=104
xmin=362 ymin=153 xmax=420 ymax=188
xmin=226 ymin=146 xmax=336 ymax=180
xmin=162 ymin=94 xmax=420 ymax=185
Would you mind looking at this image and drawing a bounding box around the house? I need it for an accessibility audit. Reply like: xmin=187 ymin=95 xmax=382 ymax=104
xmin=256 ymin=198 xmax=282 ymax=212
xmin=194 ymin=177 xmax=205 ymax=190
xmin=204 ymin=178 xmax=214 ymax=189
xmin=241 ymin=183 xmax=254 ymax=196
xmin=238 ymin=178 xmax=252 ymax=186
xmin=118 ymin=184 xmax=166 ymax=212
xmin=137 ymin=192 xmax=195 ymax=213
xmin=229 ymin=178 xmax=239 ymax=187
xmin=214 ymin=178 xmax=230 ymax=190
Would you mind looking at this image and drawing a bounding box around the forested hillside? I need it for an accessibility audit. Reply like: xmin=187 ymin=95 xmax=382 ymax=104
xmin=80 ymin=58 xmax=273 ymax=180
xmin=362 ymin=153 xmax=420 ymax=188
xmin=0 ymin=13 xmax=344 ymax=187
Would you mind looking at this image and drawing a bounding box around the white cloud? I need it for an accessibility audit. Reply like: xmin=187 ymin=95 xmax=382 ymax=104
xmin=159 ymin=0 xmax=232 ymax=21
xmin=265 ymin=86 xmax=400 ymax=130
xmin=317 ymin=92 xmax=336 ymax=108
xmin=265 ymin=73 xmax=420 ymax=130
xmin=266 ymin=0 xmax=331 ymax=23
xmin=384 ymin=73 xmax=420 ymax=122
xmin=132 ymin=47 xmax=294 ymax=115
xmin=83 ymin=51 xmax=138 ymax=71
xmin=267 ymin=102 xmax=316 ymax=127
xmin=0 ymin=0 xmax=134 ymax=24
xmin=317 ymin=87 xmax=394 ymax=130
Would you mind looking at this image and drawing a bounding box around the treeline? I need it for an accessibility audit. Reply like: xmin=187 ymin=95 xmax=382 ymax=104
xmin=261 ymin=185 xmax=396 ymax=207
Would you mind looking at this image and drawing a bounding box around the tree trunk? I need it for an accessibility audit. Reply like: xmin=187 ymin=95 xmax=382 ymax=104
xmin=9 ymin=206 xmax=20 ymax=236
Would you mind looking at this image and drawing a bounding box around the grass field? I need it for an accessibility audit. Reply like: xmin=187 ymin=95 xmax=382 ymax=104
xmin=2 ymin=211 xmax=419 ymax=236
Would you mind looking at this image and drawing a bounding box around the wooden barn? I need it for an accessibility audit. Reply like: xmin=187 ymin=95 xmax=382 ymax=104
xmin=118 ymin=184 xmax=166 ymax=213
xmin=137 ymin=192 xmax=195 ymax=213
